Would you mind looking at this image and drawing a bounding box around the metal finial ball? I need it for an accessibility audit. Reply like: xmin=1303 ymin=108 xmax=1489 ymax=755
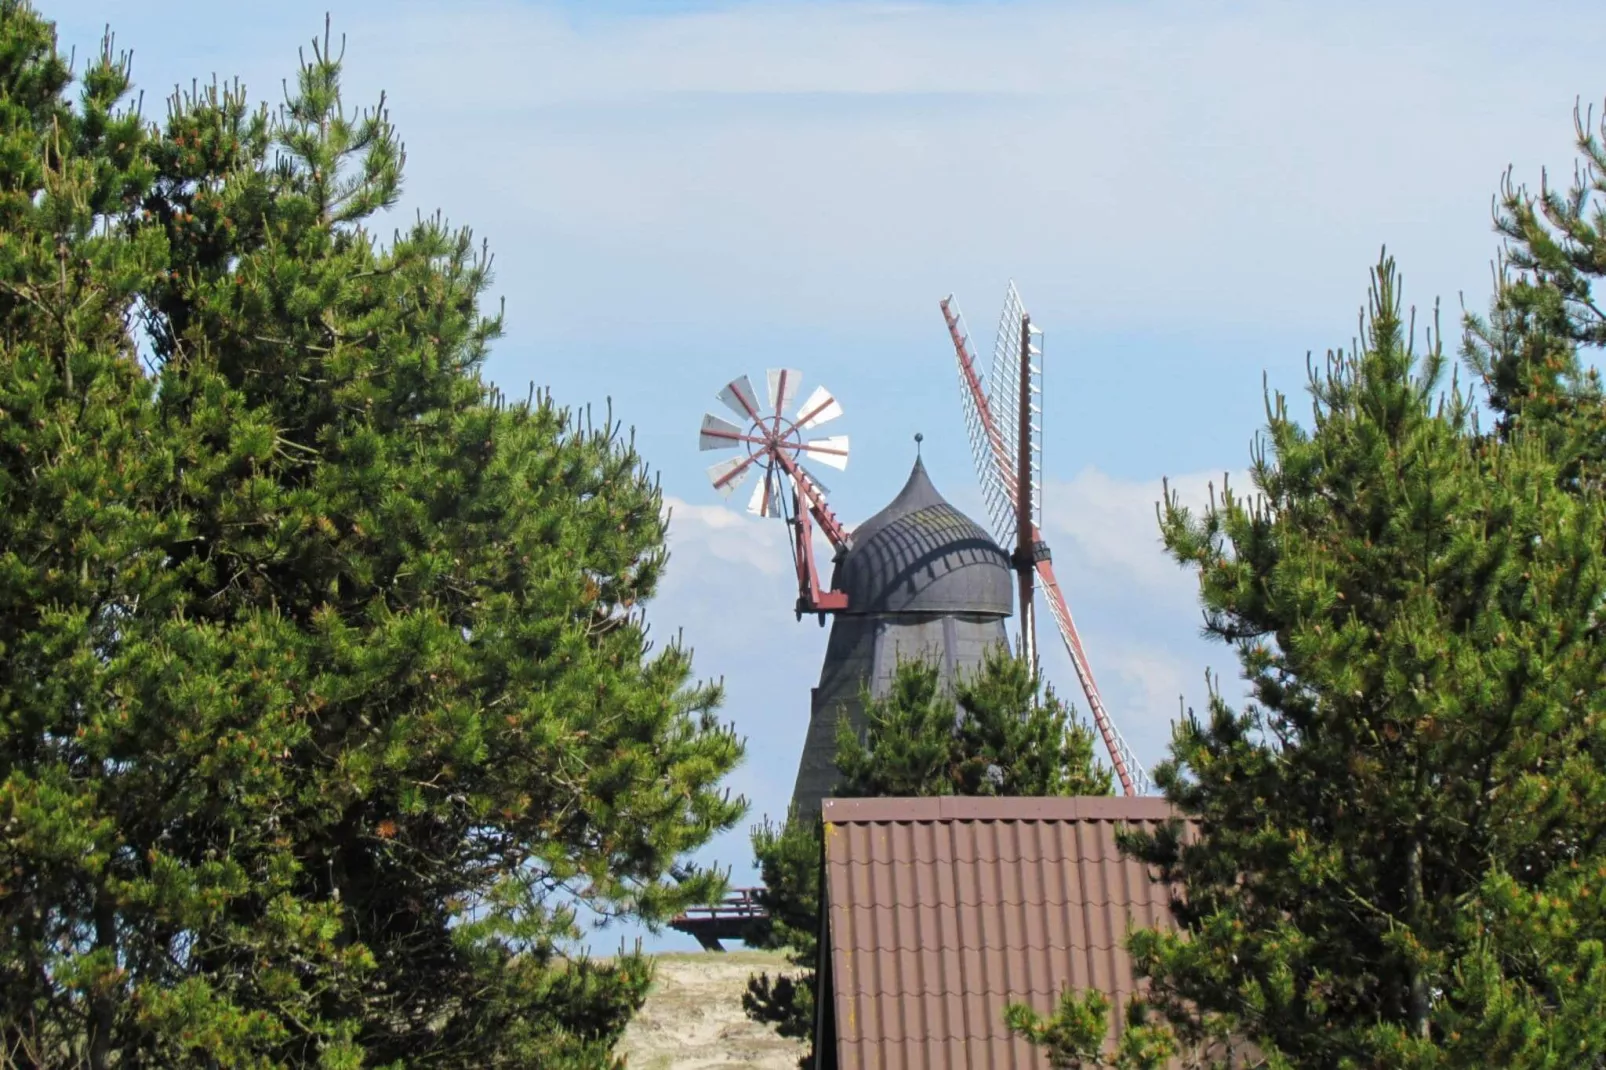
xmin=914 ymin=432 xmax=923 ymax=456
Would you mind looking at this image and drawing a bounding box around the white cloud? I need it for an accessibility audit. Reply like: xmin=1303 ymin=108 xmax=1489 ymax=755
xmin=313 ymin=0 xmax=1606 ymax=338
xmin=1041 ymin=465 xmax=1253 ymax=599
xmin=1098 ymin=644 xmax=1195 ymax=725
xmin=662 ymin=494 xmax=790 ymax=577
xmin=1018 ymin=465 xmax=1252 ymax=774
xmin=47 ymin=0 xmax=1606 ymax=347
xmin=661 ymin=460 xmax=1242 ymax=607
xmin=651 ymin=492 xmax=827 ymax=807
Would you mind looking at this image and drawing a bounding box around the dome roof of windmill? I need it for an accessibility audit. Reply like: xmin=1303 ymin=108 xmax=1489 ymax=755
xmin=833 ymin=457 xmax=1013 ymax=617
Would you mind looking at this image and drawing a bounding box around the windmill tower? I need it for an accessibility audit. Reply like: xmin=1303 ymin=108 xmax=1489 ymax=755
xmin=789 ymin=449 xmax=1012 ymax=817
xmin=697 ymin=372 xmax=1016 ymax=820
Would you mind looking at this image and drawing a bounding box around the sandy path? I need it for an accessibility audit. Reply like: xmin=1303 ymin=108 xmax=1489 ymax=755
xmin=616 ymin=951 xmax=807 ymax=1070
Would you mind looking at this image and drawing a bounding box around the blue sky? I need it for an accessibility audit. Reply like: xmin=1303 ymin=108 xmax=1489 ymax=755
xmin=43 ymin=0 xmax=1606 ymax=951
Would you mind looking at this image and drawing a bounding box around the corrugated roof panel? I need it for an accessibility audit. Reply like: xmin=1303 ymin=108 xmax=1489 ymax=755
xmin=820 ymin=796 xmax=1192 ymax=1070
xmin=1026 ymin=875 xmax=1061 ymax=943
xmin=1020 ymin=911 xmax=1052 ymax=991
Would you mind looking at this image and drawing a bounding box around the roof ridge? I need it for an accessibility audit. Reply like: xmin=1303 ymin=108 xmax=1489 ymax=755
xmin=820 ymin=795 xmax=1181 ymax=824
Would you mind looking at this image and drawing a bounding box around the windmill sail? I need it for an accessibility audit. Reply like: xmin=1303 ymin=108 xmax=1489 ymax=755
xmin=940 ymin=286 xmax=1149 ymax=797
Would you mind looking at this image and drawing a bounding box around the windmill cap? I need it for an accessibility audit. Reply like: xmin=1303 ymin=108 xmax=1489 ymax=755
xmin=833 ymin=457 xmax=1013 ymax=617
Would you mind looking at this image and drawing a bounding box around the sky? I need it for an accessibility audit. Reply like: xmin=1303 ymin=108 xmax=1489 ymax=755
xmin=41 ymin=0 xmax=1606 ymax=952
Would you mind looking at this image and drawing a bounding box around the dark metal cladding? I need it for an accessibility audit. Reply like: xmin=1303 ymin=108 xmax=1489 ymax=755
xmin=789 ymin=458 xmax=1014 ymax=820
xmin=831 ymin=457 xmax=1013 ymax=617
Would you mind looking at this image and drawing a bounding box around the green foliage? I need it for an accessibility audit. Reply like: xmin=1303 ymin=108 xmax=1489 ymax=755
xmin=1419 ymin=864 xmax=1606 ymax=1069
xmin=1006 ymin=988 xmax=1182 ymax=1070
xmin=951 ymin=644 xmax=1113 ymax=798
xmin=0 ymin=7 xmax=744 ymax=1068
xmin=1429 ymin=98 xmax=1606 ymax=1070
xmin=746 ymin=648 xmax=1112 ymax=1067
xmin=741 ymin=813 xmax=822 ymax=1051
xmin=834 ymin=644 xmax=1112 ymax=798
xmin=1006 ymin=987 xmax=1120 ymax=1070
xmin=1464 ymin=98 xmax=1606 ymax=491
xmin=829 ymin=657 xmax=954 ymax=797
xmin=1042 ymin=252 xmax=1606 ymax=1070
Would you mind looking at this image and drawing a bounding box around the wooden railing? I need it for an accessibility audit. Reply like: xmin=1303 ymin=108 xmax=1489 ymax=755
xmin=668 ymin=887 xmax=769 ymax=951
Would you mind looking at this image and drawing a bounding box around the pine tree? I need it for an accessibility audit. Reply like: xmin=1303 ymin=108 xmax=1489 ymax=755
xmin=741 ymin=814 xmax=824 ymax=1058
xmin=1463 ymin=98 xmax=1606 ymax=490
xmin=945 ymin=645 xmax=1112 ymax=799
xmin=1008 ymin=254 xmax=1606 ymax=1070
xmin=745 ymin=647 xmax=1111 ymax=1067
xmin=1438 ymin=95 xmax=1606 ymax=1070
xmin=0 ymin=8 xmax=746 ymax=1068
xmin=0 ymin=9 xmax=175 ymax=1066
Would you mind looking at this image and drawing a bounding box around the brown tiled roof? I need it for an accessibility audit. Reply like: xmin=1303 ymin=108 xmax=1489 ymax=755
xmin=816 ymin=796 xmax=1187 ymax=1070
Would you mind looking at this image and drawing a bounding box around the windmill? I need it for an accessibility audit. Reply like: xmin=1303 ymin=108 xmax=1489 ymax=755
xmin=672 ymin=328 xmax=1122 ymax=950
xmin=940 ymin=284 xmax=1153 ymax=796
xmin=698 ymin=370 xmax=853 ymax=617
xmin=695 ymin=362 xmax=1016 ymax=816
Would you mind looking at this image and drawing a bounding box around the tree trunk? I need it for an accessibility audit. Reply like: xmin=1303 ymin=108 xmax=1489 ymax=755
xmin=1406 ymin=834 xmax=1430 ymax=1040
xmin=87 ymin=891 xmax=116 ymax=1070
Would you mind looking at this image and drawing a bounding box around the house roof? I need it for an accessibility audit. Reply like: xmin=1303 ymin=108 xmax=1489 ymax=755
xmin=817 ymin=795 xmax=1186 ymax=1070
